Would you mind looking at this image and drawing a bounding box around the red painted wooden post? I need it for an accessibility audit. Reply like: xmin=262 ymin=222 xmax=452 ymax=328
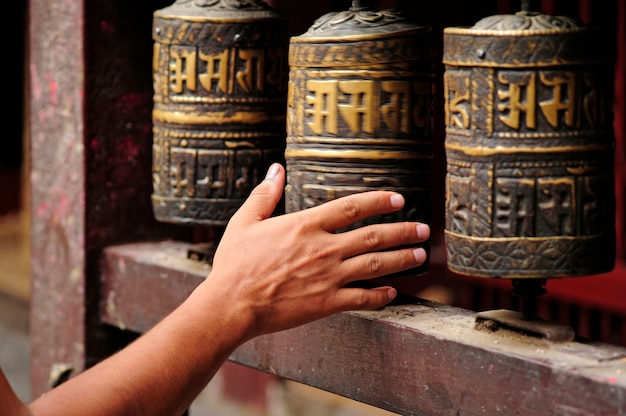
xmin=28 ymin=0 xmax=188 ymax=397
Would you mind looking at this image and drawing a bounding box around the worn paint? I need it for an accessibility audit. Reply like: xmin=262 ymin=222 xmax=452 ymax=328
xmin=45 ymin=72 xmax=57 ymax=106
xmin=69 ymin=267 xmax=80 ymax=283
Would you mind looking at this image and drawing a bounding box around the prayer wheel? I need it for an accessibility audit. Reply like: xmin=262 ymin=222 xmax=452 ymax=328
xmin=443 ymin=10 xmax=616 ymax=280
xmin=285 ymin=1 xmax=434 ymax=240
xmin=151 ymin=0 xmax=288 ymax=225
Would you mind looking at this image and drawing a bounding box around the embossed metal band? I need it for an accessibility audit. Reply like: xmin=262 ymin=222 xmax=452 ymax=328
xmin=445 ymin=230 xmax=615 ymax=278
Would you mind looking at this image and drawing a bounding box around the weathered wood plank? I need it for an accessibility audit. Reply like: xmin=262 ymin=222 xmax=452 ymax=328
xmin=101 ymin=241 xmax=209 ymax=331
xmin=101 ymin=242 xmax=626 ymax=416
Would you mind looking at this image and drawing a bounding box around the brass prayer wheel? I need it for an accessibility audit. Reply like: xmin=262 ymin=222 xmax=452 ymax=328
xmin=151 ymin=0 xmax=288 ymax=225
xmin=443 ymin=11 xmax=616 ymax=279
xmin=285 ymin=2 xmax=434 ymax=236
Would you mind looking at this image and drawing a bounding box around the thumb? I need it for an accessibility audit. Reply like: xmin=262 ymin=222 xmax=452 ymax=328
xmin=232 ymin=163 xmax=285 ymax=224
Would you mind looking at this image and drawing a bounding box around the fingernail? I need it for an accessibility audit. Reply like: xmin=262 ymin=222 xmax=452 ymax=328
xmin=390 ymin=194 xmax=404 ymax=209
xmin=416 ymin=224 xmax=430 ymax=240
xmin=265 ymin=163 xmax=280 ymax=180
xmin=387 ymin=288 xmax=397 ymax=301
xmin=413 ymin=247 xmax=427 ymax=263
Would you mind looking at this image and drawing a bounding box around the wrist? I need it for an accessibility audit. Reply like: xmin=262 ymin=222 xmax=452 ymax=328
xmin=181 ymin=275 xmax=257 ymax=353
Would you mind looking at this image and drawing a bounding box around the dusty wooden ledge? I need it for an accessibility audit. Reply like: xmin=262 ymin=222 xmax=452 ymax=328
xmin=101 ymin=241 xmax=626 ymax=416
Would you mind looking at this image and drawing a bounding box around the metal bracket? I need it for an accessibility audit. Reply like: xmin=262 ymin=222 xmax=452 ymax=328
xmin=48 ymin=363 xmax=74 ymax=388
xmin=475 ymin=309 xmax=576 ymax=342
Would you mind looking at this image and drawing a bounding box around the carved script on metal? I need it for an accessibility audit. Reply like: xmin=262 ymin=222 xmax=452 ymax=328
xmin=285 ymin=7 xmax=434 ymax=235
xmin=443 ymin=12 xmax=615 ymax=278
xmin=151 ymin=1 xmax=288 ymax=225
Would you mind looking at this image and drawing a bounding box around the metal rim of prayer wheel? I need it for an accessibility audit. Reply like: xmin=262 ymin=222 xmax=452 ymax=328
xmin=442 ymin=10 xmax=616 ymax=279
xmin=151 ymin=0 xmax=288 ymax=226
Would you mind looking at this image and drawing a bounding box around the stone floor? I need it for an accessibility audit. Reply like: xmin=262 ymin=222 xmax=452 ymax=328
xmin=0 ymin=291 xmax=30 ymax=403
xmin=0 ymin=211 xmax=31 ymax=402
xmin=0 ymin=212 xmax=29 ymax=301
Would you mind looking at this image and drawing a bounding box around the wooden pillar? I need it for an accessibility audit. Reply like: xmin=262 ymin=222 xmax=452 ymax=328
xmin=28 ymin=0 xmax=187 ymax=397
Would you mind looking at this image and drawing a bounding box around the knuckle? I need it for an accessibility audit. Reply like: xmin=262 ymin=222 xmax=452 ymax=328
xmin=340 ymin=198 xmax=361 ymax=221
xmin=390 ymin=251 xmax=411 ymax=271
xmin=365 ymin=253 xmax=383 ymax=274
xmin=296 ymin=216 xmax=317 ymax=234
xmin=309 ymin=245 xmax=333 ymax=262
xmin=354 ymin=293 xmax=369 ymax=308
xmin=399 ymin=250 xmax=413 ymax=268
xmin=249 ymin=180 xmax=271 ymax=197
xmin=362 ymin=228 xmax=383 ymax=249
xmin=401 ymin=222 xmax=413 ymax=242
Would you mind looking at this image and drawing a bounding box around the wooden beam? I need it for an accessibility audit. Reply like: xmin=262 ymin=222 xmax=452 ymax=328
xmin=101 ymin=241 xmax=208 ymax=331
xmin=101 ymin=242 xmax=626 ymax=416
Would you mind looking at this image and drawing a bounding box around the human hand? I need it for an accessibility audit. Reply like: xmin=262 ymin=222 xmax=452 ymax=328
xmin=203 ymin=163 xmax=430 ymax=341
xmin=21 ymin=163 xmax=430 ymax=416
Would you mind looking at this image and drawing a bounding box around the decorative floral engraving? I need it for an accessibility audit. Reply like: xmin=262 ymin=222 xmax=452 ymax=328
xmin=173 ymin=0 xmax=268 ymax=10
xmin=445 ymin=233 xmax=613 ymax=278
xmin=473 ymin=11 xmax=580 ymax=31
xmin=303 ymin=8 xmax=415 ymax=36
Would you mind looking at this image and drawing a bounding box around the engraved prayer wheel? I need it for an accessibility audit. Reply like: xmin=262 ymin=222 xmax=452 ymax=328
xmin=443 ymin=11 xmax=616 ymax=279
xmin=285 ymin=2 xmax=434 ymax=239
xmin=151 ymin=0 xmax=288 ymax=225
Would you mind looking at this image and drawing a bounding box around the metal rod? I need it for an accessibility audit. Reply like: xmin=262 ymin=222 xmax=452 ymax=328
xmin=521 ymin=0 xmax=540 ymax=12
xmin=512 ymin=279 xmax=546 ymax=320
xmin=351 ymin=0 xmax=371 ymax=10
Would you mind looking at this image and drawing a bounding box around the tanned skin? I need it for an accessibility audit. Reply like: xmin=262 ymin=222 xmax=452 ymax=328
xmin=1 ymin=163 xmax=430 ymax=416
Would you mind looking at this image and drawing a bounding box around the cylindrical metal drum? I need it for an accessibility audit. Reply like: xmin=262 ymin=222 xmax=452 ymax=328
xmin=443 ymin=11 xmax=616 ymax=278
xmin=151 ymin=0 xmax=288 ymax=225
xmin=285 ymin=3 xmax=434 ymax=238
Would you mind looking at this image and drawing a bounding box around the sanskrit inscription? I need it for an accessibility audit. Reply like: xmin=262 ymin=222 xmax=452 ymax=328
xmin=159 ymin=45 xmax=286 ymax=98
xmin=444 ymin=69 xmax=612 ymax=133
xmin=292 ymin=77 xmax=431 ymax=138
xmin=151 ymin=4 xmax=288 ymax=225
xmin=447 ymin=167 xmax=612 ymax=239
xmin=164 ymin=147 xmax=264 ymax=200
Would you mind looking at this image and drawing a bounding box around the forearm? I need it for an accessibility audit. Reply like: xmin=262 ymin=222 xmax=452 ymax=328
xmin=22 ymin=166 xmax=430 ymax=415
xmin=29 ymin=280 xmax=250 ymax=416
xmin=1 ymin=370 xmax=34 ymax=416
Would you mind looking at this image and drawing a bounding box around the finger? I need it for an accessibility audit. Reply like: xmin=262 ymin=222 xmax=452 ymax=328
xmin=337 ymin=221 xmax=430 ymax=260
xmin=307 ymin=191 xmax=406 ymax=232
xmin=229 ymin=163 xmax=285 ymax=225
xmin=337 ymin=247 xmax=428 ymax=283
xmin=331 ymin=286 xmax=397 ymax=312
